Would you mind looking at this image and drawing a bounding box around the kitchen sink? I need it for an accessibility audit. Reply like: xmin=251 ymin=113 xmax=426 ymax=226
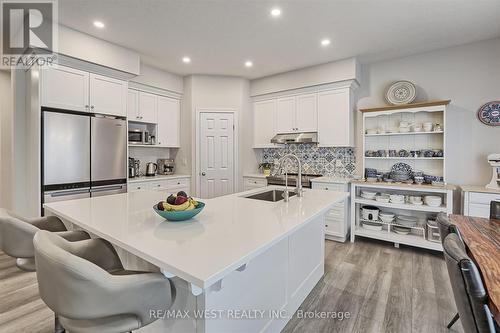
xmin=244 ymin=189 xmax=296 ymax=202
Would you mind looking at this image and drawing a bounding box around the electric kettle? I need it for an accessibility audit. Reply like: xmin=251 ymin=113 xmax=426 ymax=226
xmin=145 ymin=162 xmax=157 ymax=177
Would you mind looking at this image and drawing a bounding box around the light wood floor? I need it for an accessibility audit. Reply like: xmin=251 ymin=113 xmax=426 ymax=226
xmin=283 ymin=238 xmax=464 ymax=333
xmin=0 ymin=238 xmax=463 ymax=333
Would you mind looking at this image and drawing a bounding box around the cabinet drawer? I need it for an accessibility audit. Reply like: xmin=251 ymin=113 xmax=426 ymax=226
xmin=469 ymin=192 xmax=500 ymax=205
xmin=166 ymin=178 xmax=190 ymax=188
xmin=244 ymin=178 xmax=267 ymax=187
xmin=150 ymin=181 xmax=169 ymax=191
xmin=129 ymin=182 xmax=151 ymax=192
xmin=326 ymin=209 xmax=344 ymax=220
xmin=468 ymin=203 xmax=491 ymax=218
xmin=312 ymin=183 xmax=346 ymax=192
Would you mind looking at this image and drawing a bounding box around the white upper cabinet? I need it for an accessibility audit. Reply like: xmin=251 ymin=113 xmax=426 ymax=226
xmin=127 ymin=89 xmax=139 ymax=120
xmin=41 ymin=65 xmax=127 ymax=117
xmin=157 ymin=96 xmax=180 ymax=147
xmin=89 ymin=74 xmax=127 ymax=116
xmin=317 ymin=88 xmax=354 ymax=147
xmin=275 ymin=93 xmax=318 ymax=133
xmin=138 ymin=92 xmax=158 ymax=124
xmin=41 ymin=65 xmax=90 ymax=112
xmin=253 ymin=99 xmax=276 ymax=148
xmin=295 ymin=93 xmax=317 ymax=132
xmin=275 ymin=97 xmax=296 ymax=133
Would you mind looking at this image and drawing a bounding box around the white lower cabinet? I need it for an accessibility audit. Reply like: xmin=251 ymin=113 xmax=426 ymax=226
xmin=311 ymin=181 xmax=350 ymax=242
xmin=128 ymin=177 xmax=191 ymax=196
xmin=463 ymin=190 xmax=500 ymax=218
xmin=243 ymin=176 xmax=267 ymax=191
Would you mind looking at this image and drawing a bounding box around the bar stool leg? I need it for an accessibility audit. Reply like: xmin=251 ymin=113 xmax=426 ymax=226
xmin=447 ymin=313 xmax=459 ymax=328
xmin=55 ymin=313 xmax=65 ymax=333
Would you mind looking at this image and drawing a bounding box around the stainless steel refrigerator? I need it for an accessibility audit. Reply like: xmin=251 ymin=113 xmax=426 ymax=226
xmin=42 ymin=109 xmax=127 ymax=205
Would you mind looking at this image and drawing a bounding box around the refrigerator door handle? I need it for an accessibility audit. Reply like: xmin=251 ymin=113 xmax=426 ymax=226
xmin=91 ymin=185 xmax=125 ymax=193
xmin=49 ymin=189 xmax=90 ymax=197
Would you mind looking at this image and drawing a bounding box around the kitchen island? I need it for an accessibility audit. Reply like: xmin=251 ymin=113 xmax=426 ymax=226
xmin=44 ymin=187 xmax=348 ymax=333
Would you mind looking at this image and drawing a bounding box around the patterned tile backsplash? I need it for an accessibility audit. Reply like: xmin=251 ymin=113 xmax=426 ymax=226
xmin=261 ymin=144 xmax=356 ymax=177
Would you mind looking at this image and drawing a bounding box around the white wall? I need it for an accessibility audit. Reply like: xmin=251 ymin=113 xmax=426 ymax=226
xmin=250 ymin=57 xmax=359 ymax=96
xmin=58 ymin=25 xmax=140 ymax=75
xmin=130 ymin=63 xmax=183 ymax=94
xmin=0 ymin=70 xmax=13 ymax=210
xmin=357 ymin=38 xmax=500 ymax=186
xmin=178 ymin=75 xmax=253 ymax=195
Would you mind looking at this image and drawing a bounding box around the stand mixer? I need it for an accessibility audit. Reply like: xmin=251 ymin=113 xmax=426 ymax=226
xmin=486 ymin=153 xmax=500 ymax=189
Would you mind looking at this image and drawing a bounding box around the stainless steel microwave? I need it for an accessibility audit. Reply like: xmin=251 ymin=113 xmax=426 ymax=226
xmin=128 ymin=130 xmax=149 ymax=145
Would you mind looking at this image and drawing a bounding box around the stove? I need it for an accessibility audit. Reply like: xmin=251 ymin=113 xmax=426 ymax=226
xmin=266 ymin=173 xmax=322 ymax=188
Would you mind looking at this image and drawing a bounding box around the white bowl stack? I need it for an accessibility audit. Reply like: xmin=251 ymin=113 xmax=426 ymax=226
xmin=424 ymin=195 xmax=442 ymax=207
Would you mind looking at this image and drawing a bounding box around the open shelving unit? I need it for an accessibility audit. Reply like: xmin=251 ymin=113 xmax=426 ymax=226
xmin=351 ymin=100 xmax=454 ymax=251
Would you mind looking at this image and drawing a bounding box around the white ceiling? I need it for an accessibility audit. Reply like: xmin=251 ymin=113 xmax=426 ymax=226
xmin=58 ymin=0 xmax=500 ymax=79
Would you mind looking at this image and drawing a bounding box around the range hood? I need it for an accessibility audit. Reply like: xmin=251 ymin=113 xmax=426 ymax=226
xmin=271 ymin=132 xmax=318 ymax=144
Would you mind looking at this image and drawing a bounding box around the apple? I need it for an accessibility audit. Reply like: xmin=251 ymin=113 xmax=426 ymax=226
xmin=175 ymin=196 xmax=188 ymax=205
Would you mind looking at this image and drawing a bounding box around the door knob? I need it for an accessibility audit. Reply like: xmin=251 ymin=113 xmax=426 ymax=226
xmin=201 ymin=172 xmax=206 ymax=176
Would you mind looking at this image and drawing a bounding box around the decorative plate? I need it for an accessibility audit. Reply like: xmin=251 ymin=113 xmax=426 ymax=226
xmin=477 ymin=101 xmax=500 ymax=126
xmin=391 ymin=162 xmax=413 ymax=174
xmin=385 ymin=81 xmax=417 ymax=105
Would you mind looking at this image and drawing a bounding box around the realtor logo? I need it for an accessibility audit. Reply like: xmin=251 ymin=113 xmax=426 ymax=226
xmin=1 ymin=0 xmax=57 ymax=67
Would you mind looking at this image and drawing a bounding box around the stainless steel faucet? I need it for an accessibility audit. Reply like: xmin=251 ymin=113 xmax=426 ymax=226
xmin=278 ymin=153 xmax=303 ymax=201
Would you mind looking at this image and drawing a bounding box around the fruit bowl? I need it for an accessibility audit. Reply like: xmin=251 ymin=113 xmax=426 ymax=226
xmin=153 ymin=202 xmax=205 ymax=221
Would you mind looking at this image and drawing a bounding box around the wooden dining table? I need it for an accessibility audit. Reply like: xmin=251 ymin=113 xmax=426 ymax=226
xmin=450 ymin=214 xmax=500 ymax=325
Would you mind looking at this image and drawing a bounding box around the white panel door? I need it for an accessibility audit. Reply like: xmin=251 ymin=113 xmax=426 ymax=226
xmin=157 ymin=96 xmax=180 ymax=147
xmin=275 ymin=96 xmax=296 ymax=133
xmin=200 ymin=113 xmax=234 ymax=199
xmin=89 ymin=74 xmax=127 ymax=116
xmin=296 ymin=93 xmax=317 ymax=132
xmin=41 ymin=65 xmax=89 ymax=112
xmin=127 ymin=89 xmax=139 ymax=120
xmin=138 ymin=92 xmax=157 ymax=123
xmin=317 ymin=88 xmax=353 ymax=147
xmin=253 ymin=99 xmax=276 ymax=148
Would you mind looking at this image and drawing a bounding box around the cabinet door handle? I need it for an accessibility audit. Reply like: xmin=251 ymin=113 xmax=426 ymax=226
xmin=90 ymin=105 xmax=94 ymax=110
xmin=201 ymin=172 xmax=206 ymax=176
xmin=85 ymin=105 xmax=89 ymax=109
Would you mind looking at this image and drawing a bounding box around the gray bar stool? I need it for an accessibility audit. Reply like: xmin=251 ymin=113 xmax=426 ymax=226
xmin=490 ymin=200 xmax=500 ymax=220
xmin=0 ymin=208 xmax=89 ymax=271
xmin=436 ymin=212 xmax=464 ymax=246
xmin=34 ymin=231 xmax=174 ymax=333
xmin=443 ymin=233 xmax=497 ymax=333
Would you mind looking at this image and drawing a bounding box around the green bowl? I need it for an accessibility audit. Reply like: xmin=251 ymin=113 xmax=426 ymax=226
xmin=153 ymin=202 xmax=205 ymax=221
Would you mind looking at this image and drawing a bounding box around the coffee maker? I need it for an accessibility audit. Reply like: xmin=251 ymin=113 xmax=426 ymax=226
xmin=128 ymin=157 xmax=136 ymax=178
xmin=157 ymin=159 xmax=175 ymax=175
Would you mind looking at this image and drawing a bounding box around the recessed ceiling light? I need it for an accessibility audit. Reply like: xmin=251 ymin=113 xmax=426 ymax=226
xmin=182 ymin=56 xmax=191 ymax=63
xmin=93 ymin=21 xmax=105 ymax=29
xmin=270 ymin=8 xmax=281 ymax=17
xmin=321 ymin=38 xmax=331 ymax=46
xmin=244 ymin=61 xmax=253 ymax=68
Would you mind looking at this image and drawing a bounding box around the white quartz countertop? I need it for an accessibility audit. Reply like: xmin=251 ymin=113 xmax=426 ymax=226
xmin=44 ymin=187 xmax=348 ymax=289
xmin=310 ymin=176 xmax=354 ymax=184
xmin=128 ymin=174 xmax=191 ymax=183
xmin=243 ymin=173 xmax=267 ymax=179
xmin=460 ymin=185 xmax=500 ymax=194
